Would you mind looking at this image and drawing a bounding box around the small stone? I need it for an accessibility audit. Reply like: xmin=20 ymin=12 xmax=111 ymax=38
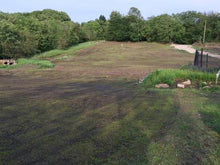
xmin=155 ymin=83 xmax=170 ymax=88
xmin=177 ymin=83 xmax=185 ymax=88
xmin=182 ymin=79 xmax=191 ymax=86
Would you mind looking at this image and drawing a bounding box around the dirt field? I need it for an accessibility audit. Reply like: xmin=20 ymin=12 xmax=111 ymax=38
xmin=0 ymin=42 xmax=219 ymax=164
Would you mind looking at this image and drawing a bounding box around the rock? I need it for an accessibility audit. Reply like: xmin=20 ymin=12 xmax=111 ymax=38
xmin=182 ymin=79 xmax=191 ymax=86
xmin=155 ymin=83 xmax=170 ymax=88
xmin=0 ymin=59 xmax=16 ymax=66
xmin=203 ymin=86 xmax=211 ymax=89
xmin=177 ymin=83 xmax=185 ymax=88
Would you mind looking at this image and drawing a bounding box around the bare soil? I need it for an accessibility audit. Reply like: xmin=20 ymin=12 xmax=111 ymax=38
xmin=171 ymin=43 xmax=220 ymax=59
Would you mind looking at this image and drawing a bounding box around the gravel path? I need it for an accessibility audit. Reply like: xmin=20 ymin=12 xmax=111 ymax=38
xmin=171 ymin=44 xmax=220 ymax=59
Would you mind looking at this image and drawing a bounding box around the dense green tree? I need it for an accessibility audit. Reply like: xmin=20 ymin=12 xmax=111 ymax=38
xmin=30 ymin=9 xmax=71 ymax=22
xmin=81 ymin=21 xmax=102 ymax=41
xmin=176 ymin=11 xmax=206 ymax=43
xmin=127 ymin=7 xmax=145 ymax=41
xmin=0 ymin=10 xmax=81 ymax=59
xmin=0 ymin=20 xmax=22 ymax=58
xmin=216 ymin=21 xmax=220 ymax=41
xmin=106 ymin=11 xmax=130 ymax=41
xmin=96 ymin=15 xmax=107 ymax=39
xmin=205 ymin=12 xmax=220 ymax=42
xmin=144 ymin=14 xmax=185 ymax=43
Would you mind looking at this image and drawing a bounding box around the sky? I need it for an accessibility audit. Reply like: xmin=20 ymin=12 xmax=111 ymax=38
xmin=0 ymin=0 xmax=220 ymax=23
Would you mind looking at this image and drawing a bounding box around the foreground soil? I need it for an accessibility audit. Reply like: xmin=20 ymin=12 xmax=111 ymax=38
xmin=0 ymin=42 xmax=219 ymax=164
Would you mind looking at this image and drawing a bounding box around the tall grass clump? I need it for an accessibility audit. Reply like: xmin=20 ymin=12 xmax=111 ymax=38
xmin=142 ymin=69 xmax=216 ymax=87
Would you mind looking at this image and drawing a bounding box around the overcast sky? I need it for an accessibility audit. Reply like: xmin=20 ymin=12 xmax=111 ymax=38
xmin=1 ymin=0 xmax=219 ymax=23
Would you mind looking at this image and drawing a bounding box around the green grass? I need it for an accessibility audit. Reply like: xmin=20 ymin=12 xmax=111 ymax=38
xmin=0 ymin=65 xmax=7 ymax=69
xmin=142 ymin=69 xmax=216 ymax=87
xmin=0 ymin=58 xmax=54 ymax=69
xmin=17 ymin=58 xmax=54 ymax=69
xmin=0 ymin=41 xmax=97 ymax=69
xmin=33 ymin=41 xmax=97 ymax=59
xmin=199 ymin=99 xmax=220 ymax=134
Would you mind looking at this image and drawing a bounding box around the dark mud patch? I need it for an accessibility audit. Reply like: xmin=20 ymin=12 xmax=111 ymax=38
xmin=0 ymin=79 xmax=178 ymax=164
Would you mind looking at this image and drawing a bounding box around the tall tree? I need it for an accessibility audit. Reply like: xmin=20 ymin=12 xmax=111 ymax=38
xmin=177 ymin=11 xmax=206 ymax=44
xmin=127 ymin=7 xmax=145 ymax=41
xmin=106 ymin=11 xmax=130 ymax=41
xmin=144 ymin=14 xmax=185 ymax=43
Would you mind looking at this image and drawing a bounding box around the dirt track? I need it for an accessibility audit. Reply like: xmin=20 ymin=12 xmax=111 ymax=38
xmin=171 ymin=43 xmax=220 ymax=59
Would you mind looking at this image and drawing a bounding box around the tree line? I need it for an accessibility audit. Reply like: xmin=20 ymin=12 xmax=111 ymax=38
xmin=0 ymin=8 xmax=219 ymax=59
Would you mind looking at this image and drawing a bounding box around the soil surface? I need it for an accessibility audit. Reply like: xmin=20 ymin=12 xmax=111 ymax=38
xmin=171 ymin=44 xmax=220 ymax=59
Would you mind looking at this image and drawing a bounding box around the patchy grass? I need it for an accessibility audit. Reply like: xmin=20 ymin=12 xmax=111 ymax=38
xmin=142 ymin=69 xmax=216 ymax=87
xmin=198 ymin=89 xmax=220 ymax=134
xmin=0 ymin=80 xmax=178 ymax=164
xmin=146 ymin=89 xmax=220 ymax=165
xmin=0 ymin=42 xmax=219 ymax=164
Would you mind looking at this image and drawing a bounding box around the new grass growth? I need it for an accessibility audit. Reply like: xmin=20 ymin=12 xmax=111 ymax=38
xmin=142 ymin=69 xmax=216 ymax=87
xmin=16 ymin=58 xmax=54 ymax=69
xmin=1 ymin=58 xmax=54 ymax=69
xmin=0 ymin=41 xmax=97 ymax=69
xmin=33 ymin=41 xmax=97 ymax=59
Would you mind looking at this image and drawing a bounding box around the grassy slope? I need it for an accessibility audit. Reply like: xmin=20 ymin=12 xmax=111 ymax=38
xmin=33 ymin=41 xmax=97 ymax=60
xmin=0 ymin=41 xmax=97 ymax=69
xmin=0 ymin=42 xmax=219 ymax=164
